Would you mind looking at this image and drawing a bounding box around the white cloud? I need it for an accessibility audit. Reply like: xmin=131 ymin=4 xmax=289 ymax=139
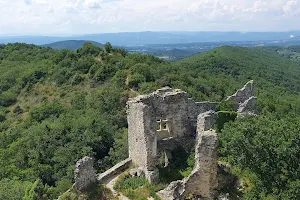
xmin=283 ymin=0 xmax=300 ymax=16
xmin=0 ymin=0 xmax=299 ymax=36
xmin=24 ymin=0 xmax=32 ymax=5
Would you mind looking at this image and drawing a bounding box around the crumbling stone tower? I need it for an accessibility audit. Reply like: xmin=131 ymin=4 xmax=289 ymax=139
xmin=127 ymin=87 xmax=218 ymax=183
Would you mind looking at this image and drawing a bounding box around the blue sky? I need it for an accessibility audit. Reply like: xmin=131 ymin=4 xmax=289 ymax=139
xmin=0 ymin=0 xmax=299 ymax=36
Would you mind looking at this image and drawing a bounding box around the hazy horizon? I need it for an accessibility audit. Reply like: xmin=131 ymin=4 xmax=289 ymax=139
xmin=1 ymin=30 xmax=300 ymax=37
xmin=1 ymin=0 xmax=300 ymax=36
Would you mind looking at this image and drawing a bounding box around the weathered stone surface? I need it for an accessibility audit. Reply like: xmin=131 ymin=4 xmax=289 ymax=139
xmin=157 ymin=180 xmax=185 ymax=200
xmin=237 ymin=96 xmax=257 ymax=115
xmin=74 ymin=156 xmax=97 ymax=191
xmin=185 ymin=130 xmax=219 ymax=198
xmin=226 ymin=80 xmax=256 ymax=115
xmin=127 ymin=87 xmax=218 ymax=183
xmin=129 ymin=167 xmax=145 ymax=177
xmin=145 ymin=168 xmax=160 ymax=185
xmin=125 ymin=84 xmax=254 ymax=196
xmin=197 ymin=111 xmax=217 ymax=135
xmin=226 ymin=80 xmax=254 ymax=105
xmin=98 ymin=158 xmax=132 ymax=184
xmin=217 ymin=193 xmax=230 ymax=200
xmin=157 ymin=111 xmax=219 ymax=200
xmin=157 ymin=130 xmax=219 ymax=200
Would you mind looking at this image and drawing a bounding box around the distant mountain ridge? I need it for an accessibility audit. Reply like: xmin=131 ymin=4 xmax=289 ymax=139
xmin=41 ymin=40 xmax=103 ymax=50
xmin=1 ymin=31 xmax=300 ymax=46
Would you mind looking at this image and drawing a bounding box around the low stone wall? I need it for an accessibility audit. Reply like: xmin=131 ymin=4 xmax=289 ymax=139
xmin=97 ymin=158 xmax=132 ymax=184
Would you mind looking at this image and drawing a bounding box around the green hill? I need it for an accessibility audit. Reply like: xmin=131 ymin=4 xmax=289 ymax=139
xmin=42 ymin=40 xmax=103 ymax=50
xmin=152 ymin=48 xmax=195 ymax=60
xmin=256 ymin=45 xmax=300 ymax=62
xmin=1 ymin=43 xmax=300 ymax=199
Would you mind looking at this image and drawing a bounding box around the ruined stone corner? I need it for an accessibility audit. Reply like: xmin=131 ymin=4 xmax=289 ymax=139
xmin=73 ymin=156 xmax=97 ymax=192
xmin=225 ymin=80 xmax=257 ymax=116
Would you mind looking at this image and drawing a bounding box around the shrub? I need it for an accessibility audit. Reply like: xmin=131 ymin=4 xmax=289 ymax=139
xmin=216 ymin=111 xmax=237 ymax=132
xmin=30 ymin=101 xmax=65 ymax=122
xmin=114 ymin=173 xmax=161 ymax=200
xmin=0 ymin=91 xmax=18 ymax=107
xmin=0 ymin=114 xmax=6 ymax=122
xmin=13 ymin=105 xmax=24 ymax=114
xmin=71 ymin=73 xmax=85 ymax=86
xmin=217 ymin=100 xmax=237 ymax=111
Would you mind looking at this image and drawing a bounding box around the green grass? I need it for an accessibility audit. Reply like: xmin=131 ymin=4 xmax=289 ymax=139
xmin=158 ymin=146 xmax=195 ymax=184
xmin=59 ymin=183 xmax=116 ymax=200
xmin=114 ymin=172 xmax=161 ymax=200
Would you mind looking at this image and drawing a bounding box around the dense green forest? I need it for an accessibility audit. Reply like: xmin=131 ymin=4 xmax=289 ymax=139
xmin=1 ymin=42 xmax=300 ymax=199
xmin=257 ymin=45 xmax=300 ymax=62
xmin=41 ymin=40 xmax=104 ymax=51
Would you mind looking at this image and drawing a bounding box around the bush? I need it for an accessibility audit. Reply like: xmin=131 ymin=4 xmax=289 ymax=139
xmin=216 ymin=111 xmax=237 ymax=132
xmin=0 ymin=114 xmax=6 ymax=122
xmin=158 ymin=146 xmax=195 ymax=184
xmin=217 ymin=100 xmax=237 ymax=111
xmin=114 ymin=173 xmax=161 ymax=200
xmin=0 ymin=91 xmax=18 ymax=107
xmin=71 ymin=73 xmax=85 ymax=86
xmin=0 ymin=179 xmax=32 ymax=200
xmin=13 ymin=105 xmax=24 ymax=114
xmin=30 ymin=101 xmax=65 ymax=122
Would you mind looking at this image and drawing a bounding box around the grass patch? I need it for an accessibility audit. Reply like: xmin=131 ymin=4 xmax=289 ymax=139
xmin=158 ymin=146 xmax=195 ymax=184
xmin=59 ymin=182 xmax=115 ymax=200
xmin=114 ymin=172 xmax=161 ymax=200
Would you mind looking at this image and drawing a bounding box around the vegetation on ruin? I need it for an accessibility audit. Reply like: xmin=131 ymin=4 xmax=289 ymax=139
xmin=114 ymin=172 xmax=161 ymax=200
xmin=158 ymin=146 xmax=195 ymax=183
xmin=58 ymin=182 xmax=115 ymax=200
xmin=1 ymin=42 xmax=300 ymax=199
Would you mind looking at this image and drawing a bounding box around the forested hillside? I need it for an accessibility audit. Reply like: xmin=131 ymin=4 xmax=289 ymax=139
xmin=41 ymin=40 xmax=103 ymax=50
xmin=256 ymin=45 xmax=300 ymax=62
xmin=0 ymin=43 xmax=300 ymax=199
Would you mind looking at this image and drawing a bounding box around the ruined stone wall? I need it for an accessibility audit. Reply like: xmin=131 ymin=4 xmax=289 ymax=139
xmin=237 ymin=96 xmax=256 ymax=115
xmin=98 ymin=158 xmax=132 ymax=184
xmin=127 ymin=87 xmax=194 ymax=183
xmin=127 ymin=102 xmax=156 ymax=171
xmin=158 ymin=111 xmax=218 ymax=200
xmin=197 ymin=111 xmax=218 ymax=135
xmin=188 ymin=101 xmax=218 ymax=126
xmin=127 ymin=87 xmax=220 ymax=184
xmin=226 ymin=80 xmax=256 ymax=114
xmin=74 ymin=156 xmax=97 ymax=191
xmin=185 ymin=130 xmax=219 ymax=198
xmin=127 ymin=82 xmax=255 ymax=186
xmin=226 ymin=80 xmax=254 ymax=104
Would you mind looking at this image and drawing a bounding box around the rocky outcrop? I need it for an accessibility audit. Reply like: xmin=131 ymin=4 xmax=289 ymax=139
xmin=74 ymin=156 xmax=97 ymax=191
xmin=226 ymin=80 xmax=256 ymax=115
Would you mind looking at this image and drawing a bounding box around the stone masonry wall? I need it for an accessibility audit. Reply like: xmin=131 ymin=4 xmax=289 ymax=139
xmin=158 ymin=111 xmax=219 ymax=200
xmin=74 ymin=156 xmax=97 ymax=191
xmin=226 ymin=80 xmax=256 ymax=114
xmin=127 ymin=87 xmax=219 ymax=184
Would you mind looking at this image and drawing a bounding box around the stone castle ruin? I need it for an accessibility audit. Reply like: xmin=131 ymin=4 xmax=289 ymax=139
xmin=127 ymin=87 xmax=218 ymax=184
xmin=70 ymin=80 xmax=256 ymax=200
